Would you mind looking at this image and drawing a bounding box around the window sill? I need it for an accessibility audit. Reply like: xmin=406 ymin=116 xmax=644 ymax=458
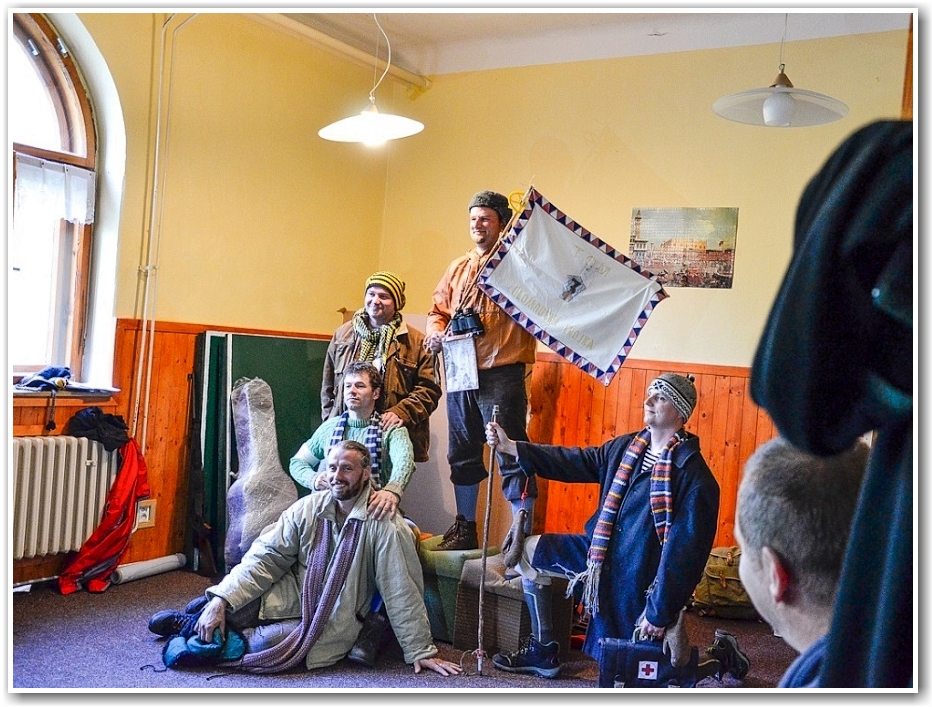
xmin=13 ymin=392 xmax=119 ymax=436
xmin=13 ymin=390 xmax=117 ymax=403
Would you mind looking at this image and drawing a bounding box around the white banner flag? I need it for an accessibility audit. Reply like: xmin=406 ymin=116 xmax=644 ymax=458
xmin=478 ymin=188 xmax=668 ymax=385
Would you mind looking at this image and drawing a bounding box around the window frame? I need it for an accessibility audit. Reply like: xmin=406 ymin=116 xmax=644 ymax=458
xmin=11 ymin=13 xmax=97 ymax=381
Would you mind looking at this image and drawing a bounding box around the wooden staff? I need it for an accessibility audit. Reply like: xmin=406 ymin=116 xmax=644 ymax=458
xmin=476 ymin=404 xmax=500 ymax=674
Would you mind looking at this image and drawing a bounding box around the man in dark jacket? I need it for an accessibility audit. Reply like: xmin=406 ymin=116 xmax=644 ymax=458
xmin=486 ymin=373 xmax=747 ymax=681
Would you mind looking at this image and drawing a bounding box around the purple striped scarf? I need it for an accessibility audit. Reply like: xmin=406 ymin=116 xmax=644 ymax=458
xmin=230 ymin=516 xmax=362 ymax=673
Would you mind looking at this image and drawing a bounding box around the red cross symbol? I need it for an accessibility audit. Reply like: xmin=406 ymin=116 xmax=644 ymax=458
xmin=638 ymin=661 xmax=659 ymax=679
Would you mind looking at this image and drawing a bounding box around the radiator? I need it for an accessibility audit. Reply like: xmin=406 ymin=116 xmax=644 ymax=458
xmin=12 ymin=436 xmax=121 ymax=560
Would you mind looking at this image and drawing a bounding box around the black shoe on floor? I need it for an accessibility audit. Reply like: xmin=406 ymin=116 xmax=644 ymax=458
xmin=432 ymin=514 xmax=478 ymax=551
xmin=347 ymin=611 xmax=390 ymax=667
xmin=708 ymin=629 xmax=750 ymax=680
xmin=148 ymin=610 xmax=199 ymax=638
xmin=491 ymin=636 xmax=561 ymax=678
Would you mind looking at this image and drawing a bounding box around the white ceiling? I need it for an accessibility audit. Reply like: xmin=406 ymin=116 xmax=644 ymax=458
xmin=281 ymin=10 xmax=910 ymax=76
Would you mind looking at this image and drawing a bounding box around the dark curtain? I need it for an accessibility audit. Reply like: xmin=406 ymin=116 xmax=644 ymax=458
xmin=750 ymin=120 xmax=913 ymax=687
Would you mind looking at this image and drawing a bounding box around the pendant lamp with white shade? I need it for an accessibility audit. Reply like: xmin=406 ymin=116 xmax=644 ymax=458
xmin=713 ymin=14 xmax=848 ymax=128
xmin=318 ymin=14 xmax=424 ymax=146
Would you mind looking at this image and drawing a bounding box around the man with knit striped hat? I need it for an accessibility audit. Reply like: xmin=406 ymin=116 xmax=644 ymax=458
xmin=322 ymin=271 xmax=441 ymax=469
xmin=485 ymin=373 xmax=749 ymax=683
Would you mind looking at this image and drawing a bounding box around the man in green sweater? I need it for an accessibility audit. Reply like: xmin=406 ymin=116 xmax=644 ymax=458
xmin=290 ymin=361 xmax=414 ymax=521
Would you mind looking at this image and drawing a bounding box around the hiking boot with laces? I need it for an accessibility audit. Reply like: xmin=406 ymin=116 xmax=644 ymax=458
xmin=707 ymin=629 xmax=750 ymax=680
xmin=147 ymin=610 xmax=200 ymax=638
xmin=432 ymin=514 xmax=478 ymax=551
xmin=491 ymin=636 xmax=561 ymax=678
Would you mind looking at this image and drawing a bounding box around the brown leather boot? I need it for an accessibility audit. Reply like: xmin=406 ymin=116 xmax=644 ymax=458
xmin=432 ymin=514 xmax=478 ymax=551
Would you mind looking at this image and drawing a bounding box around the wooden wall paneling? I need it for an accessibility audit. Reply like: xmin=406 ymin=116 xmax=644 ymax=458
xmin=738 ymin=377 xmax=763 ymax=464
xmin=575 ymin=368 xmax=597 ymax=446
xmin=554 ymin=484 xmax=596 ymax=534
xmin=111 ymin=320 xmax=141 ymax=423
xmin=755 ymin=404 xmax=776 ymax=446
xmin=121 ymin=328 xmax=198 ymax=564
xmin=625 ymin=368 xmax=647 ymax=435
xmin=556 ymin=364 xmax=580 ymax=446
xmin=692 ymin=373 xmax=715 ymax=463
xmin=565 ymin=365 xmax=600 ymax=531
xmin=528 ymin=359 xmax=559 ymax=534
xmin=706 ymin=375 xmax=732 ymax=485
xmin=716 ymin=376 xmax=748 ymax=544
xmin=610 ymin=365 xmax=631 ymax=439
xmin=600 ymin=365 xmax=620 ymax=441
xmin=528 ymin=356 xmax=559 ymax=443
xmin=611 ymin=368 xmax=628 ymax=435
xmin=533 ymin=358 xmax=588 ymax=534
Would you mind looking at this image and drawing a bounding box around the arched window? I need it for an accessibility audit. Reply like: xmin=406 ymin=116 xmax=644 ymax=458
xmin=11 ymin=13 xmax=97 ymax=380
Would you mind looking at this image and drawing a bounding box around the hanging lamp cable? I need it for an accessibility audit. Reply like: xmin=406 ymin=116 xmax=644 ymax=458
xmin=369 ymin=13 xmax=392 ymax=104
xmin=779 ymin=12 xmax=787 ymax=68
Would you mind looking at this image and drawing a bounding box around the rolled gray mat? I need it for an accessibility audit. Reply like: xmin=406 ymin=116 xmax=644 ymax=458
xmin=110 ymin=553 xmax=186 ymax=584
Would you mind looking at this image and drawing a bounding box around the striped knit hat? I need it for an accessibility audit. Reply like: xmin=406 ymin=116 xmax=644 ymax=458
xmin=648 ymin=373 xmax=697 ymax=422
xmin=365 ymin=271 xmax=406 ymax=311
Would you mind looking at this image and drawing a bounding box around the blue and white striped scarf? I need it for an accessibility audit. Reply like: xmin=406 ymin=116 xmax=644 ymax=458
xmin=328 ymin=412 xmax=383 ymax=489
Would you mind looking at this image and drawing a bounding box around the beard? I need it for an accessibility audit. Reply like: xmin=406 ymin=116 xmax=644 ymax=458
xmin=330 ymin=475 xmax=369 ymax=502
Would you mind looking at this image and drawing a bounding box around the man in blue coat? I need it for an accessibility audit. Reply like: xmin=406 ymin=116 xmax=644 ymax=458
xmin=486 ymin=373 xmax=748 ymax=681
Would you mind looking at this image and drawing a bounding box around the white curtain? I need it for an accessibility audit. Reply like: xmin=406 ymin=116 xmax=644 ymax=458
xmin=14 ymin=153 xmax=96 ymax=224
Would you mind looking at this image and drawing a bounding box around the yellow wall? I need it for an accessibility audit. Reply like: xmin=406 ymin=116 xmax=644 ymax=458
xmin=78 ymin=12 xmax=393 ymax=334
xmin=379 ymin=32 xmax=908 ymax=366
xmin=76 ymin=13 xmax=907 ymax=364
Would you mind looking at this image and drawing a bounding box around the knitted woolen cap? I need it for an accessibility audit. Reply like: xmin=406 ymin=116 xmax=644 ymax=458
xmin=648 ymin=373 xmax=697 ymax=422
xmin=468 ymin=190 xmax=513 ymax=225
xmin=365 ymin=271 xmax=406 ymax=311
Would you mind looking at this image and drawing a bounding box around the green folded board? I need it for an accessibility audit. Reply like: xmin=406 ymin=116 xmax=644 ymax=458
xmin=193 ymin=332 xmax=330 ymax=574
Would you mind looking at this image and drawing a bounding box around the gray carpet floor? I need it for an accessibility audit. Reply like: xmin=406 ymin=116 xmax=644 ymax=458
xmin=11 ymin=568 xmax=797 ymax=692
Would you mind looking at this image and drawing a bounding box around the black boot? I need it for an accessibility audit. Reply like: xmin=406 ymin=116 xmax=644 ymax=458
xmin=491 ymin=636 xmax=561 ymax=678
xmin=432 ymin=514 xmax=478 ymax=551
xmin=347 ymin=611 xmax=390 ymax=667
xmin=148 ymin=610 xmax=200 ymax=638
xmin=707 ymin=629 xmax=750 ymax=680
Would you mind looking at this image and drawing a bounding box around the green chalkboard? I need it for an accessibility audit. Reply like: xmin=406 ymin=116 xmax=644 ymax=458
xmin=230 ymin=334 xmax=328 ymax=470
xmin=193 ymin=331 xmax=330 ymax=574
